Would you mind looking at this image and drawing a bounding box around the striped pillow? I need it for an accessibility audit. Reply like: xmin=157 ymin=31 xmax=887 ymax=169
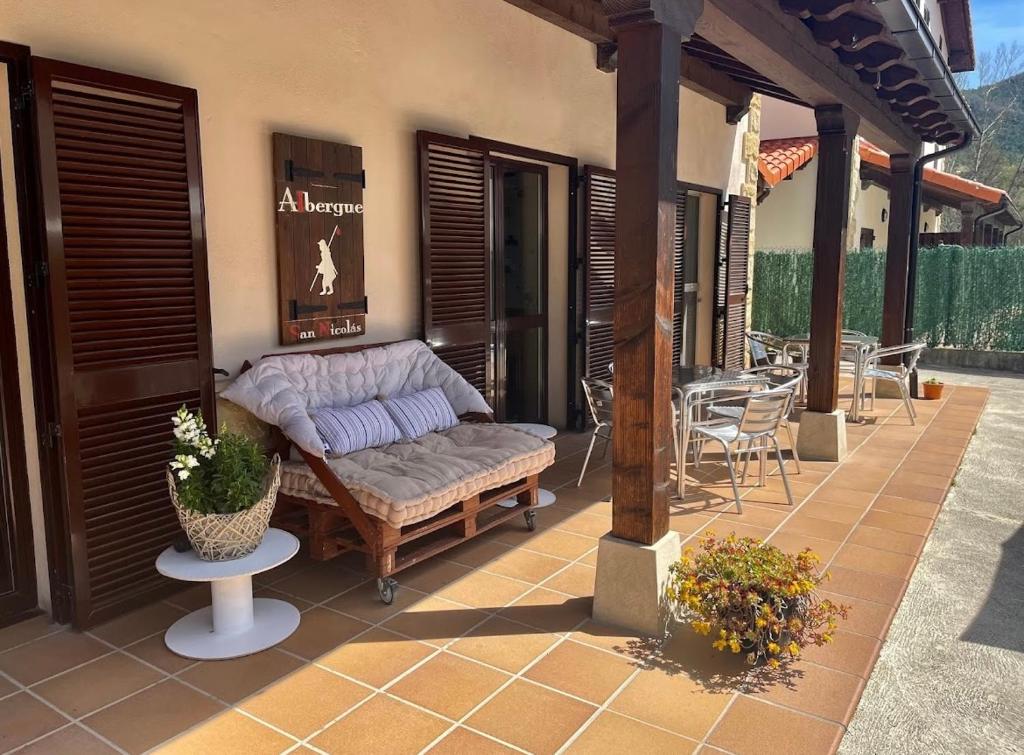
xmin=381 ymin=387 xmax=459 ymax=440
xmin=310 ymin=401 xmax=402 ymax=457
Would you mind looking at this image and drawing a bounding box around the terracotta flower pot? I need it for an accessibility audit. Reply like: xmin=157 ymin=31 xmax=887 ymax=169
xmin=922 ymin=382 xmax=944 ymax=400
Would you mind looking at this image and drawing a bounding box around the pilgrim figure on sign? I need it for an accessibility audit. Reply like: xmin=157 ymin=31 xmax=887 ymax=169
xmin=309 ymin=225 xmax=340 ymax=296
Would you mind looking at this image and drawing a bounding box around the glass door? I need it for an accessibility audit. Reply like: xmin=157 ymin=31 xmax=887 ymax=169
xmin=492 ymin=159 xmax=548 ymax=423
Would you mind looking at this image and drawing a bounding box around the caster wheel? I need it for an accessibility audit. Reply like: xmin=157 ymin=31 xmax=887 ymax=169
xmin=524 ymin=510 xmax=537 ymax=532
xmin=376 ymin=577 xmax=398 ymax=605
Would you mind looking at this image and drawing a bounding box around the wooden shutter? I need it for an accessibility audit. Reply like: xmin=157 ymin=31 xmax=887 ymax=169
xmin=417 ymin=132 xmax=493 ymax=405
xmin=32 ymin=58 xmax=215 ymax=626
xmin=582 ymin=166 xmax=616 ymax=377
xmin=671 ymin=186 xmax=688 ymax=367
xmin=716 ymin=194 xmax=751 ymax=370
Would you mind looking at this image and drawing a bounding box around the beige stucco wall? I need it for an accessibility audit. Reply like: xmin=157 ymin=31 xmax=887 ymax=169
xmin=757 ymin=162 xmax=818 ymax=250
xmin=2 ymin=0 xmax=746 ymax=608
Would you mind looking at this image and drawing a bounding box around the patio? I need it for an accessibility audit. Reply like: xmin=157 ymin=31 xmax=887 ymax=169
xmin=0 ymin=381 xmax=986 ymax=755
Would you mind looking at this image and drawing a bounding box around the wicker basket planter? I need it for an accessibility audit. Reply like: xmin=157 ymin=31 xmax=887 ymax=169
xmin=168 ymin=455 xmax=282 ymax=561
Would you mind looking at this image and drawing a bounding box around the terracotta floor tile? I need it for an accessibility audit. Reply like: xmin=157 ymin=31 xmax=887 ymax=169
xmin=467 ymin=679 xmax=595 ymax=754
xmin=554 ymin=511 xmax=612 ymax=538
xmin=871 ymin=494 xmax=941 ymax=520
xmin=708 ymin=696 xmax=843 ymax=755
xmin=0 ymin=674 xmax=15 ymax=698
xmin=83 ymin=679 xmax=224 ymax=754
xmin=819 ymin=591 xmax=895 ymax=640
xmin=399 ymin=558 xmax=474 ymax=594
xmin=800 ymin=630 xmax=882 ymax=679
xmin=501 ymin=588 xmax=592 ymax=633
xmin=743 ymin=660 xmax=866 ymax=725
xmin=35 ymin=651 xmax=163 ymax=717
xmin=579 ymin=549 xmax=598 ymax=566
xmin=711 ymin=505 xmax=790 ymax=531
xmin=436 ymin=570 xmax=532 ymax=610
xmin=155 ymin=710 xmax=293 ymax=754
xmin=811 ymin=486 xmax=877 ymax=508
xmin=779 ymin=513 xmax=853 ymax=542
xmin=609 ymin=666 xmax=732 ymax=741
xmin=240 ymin=664 xmax=371 ymax=738
xmin=766 ymin=531 xmax=840 ymax=563
xmin=484 ymin=548 xmax=569 ymax=584
xmin=163 ymin=584 xmax=211 ymax=612
xmin=861 ymin=509 xmax=935 ymax=536
xmin=881 ymin=481 xmax=948 ymax=504
xmin=522 ymin=528 xmax=597 ymax=560
xmin=0 ymin=692 xmax=68 ymax=751
xmin=888 ymin=469 xmax=952 ymax=490
xmin=566 ymin=711 xmax=698 ymax=754
xmin=833 ymin=543 xmax=918 ymax=580
xmin=826 ymin=565 xmax=907 ymax=606
xmin=427 ymin=726 xmax=517 ymax=754
xmin=312 ymin=694 xmax=449 ymax=754
xmin=270 ymin=563 xmax=366 ymax=603
xmin=668 ymin=511 xmax=719 ymax=535
xmin=797 ymin=500 xmax=865 ymax=525
xmin=525 ymin=639 xmax=634 ymax=704
xmin=444 ymin=537 xmax=512 ymax=569
xmin=848 ymin=524 xmax=926 ymax=556
xmin=569 ymin=620 xmax=649 ymax=659
xmin=0 ymin=615 xmax=63 ymax=653
xmin=18 ymin=723 xmax=116 ymax=754
xmin=252 ymin=586 xmax=316 ymax=613
xmin=178 ymin=648 xmax=303 ymax=704
xmin=123 ymin=634 xmax=195 ymax=674
xmin=389 ymin=651 xmax=509 ymax=718
xmin=542 ymin=563 xmax=596 ymax=598
xmin=89 ymin=602 xmax=186 ymax=647
xmin=0 ymin=630 xmax=108 ymax=685
xmin=704 ymin=521 xmax=773 ymax=542
xmin=449 ymin=616 xmax=560 ymax=673
xmin=383 ymin=596 xmax=488 ymax=647
xmin=325 ymin=579 xmax=425 ymax=623
xmin=319 ymin=626 xmax=434 ymax=687
xmin=278 ymin=607 xmax=371 ymax=660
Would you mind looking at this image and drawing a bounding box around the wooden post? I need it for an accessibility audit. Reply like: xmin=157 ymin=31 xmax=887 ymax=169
xmin=606 ymin=1 xmax=692 ymax=546
xmin=960 ymin=202 xmax=978 ymax=246
xmin=881 ymin=153 xmax=915 ymax=360
xmin=806 ymin=105 xmax=859 ymax=414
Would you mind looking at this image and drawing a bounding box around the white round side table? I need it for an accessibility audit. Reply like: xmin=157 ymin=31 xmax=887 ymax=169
xmin=499 ymin=423 xmax=558 ymax=509
xmin=156 ymin=528 xmax=301 ymax=660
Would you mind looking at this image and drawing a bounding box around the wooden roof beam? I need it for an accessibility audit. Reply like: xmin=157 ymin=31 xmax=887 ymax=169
xmin=698 ymin=0 xmax=921 ymax=154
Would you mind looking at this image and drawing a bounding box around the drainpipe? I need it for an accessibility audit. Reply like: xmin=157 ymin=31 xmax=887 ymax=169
xmin=905 ymin=132 xmax=973 ymax=397
xmin=971 ymin=201 xmax=1007 ymax=245
xmin=1005 ymin=223 xmax=1023 ymax=245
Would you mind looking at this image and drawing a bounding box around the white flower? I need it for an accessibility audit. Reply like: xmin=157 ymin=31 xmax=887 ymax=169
xmin=177 ymin=469 xmax=190 ymax=481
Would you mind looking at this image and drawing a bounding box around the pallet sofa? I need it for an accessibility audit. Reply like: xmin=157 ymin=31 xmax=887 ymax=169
xmin=222 ymin=339 xmax=556 ymax=603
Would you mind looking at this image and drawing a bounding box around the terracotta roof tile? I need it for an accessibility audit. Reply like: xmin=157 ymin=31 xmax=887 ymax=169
xmin=758 ymin=137 xmax=818 ymax=188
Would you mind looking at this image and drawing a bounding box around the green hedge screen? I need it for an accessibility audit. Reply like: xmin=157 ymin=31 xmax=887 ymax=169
xmin=751 ymin=246 xmax=1024 ymax=352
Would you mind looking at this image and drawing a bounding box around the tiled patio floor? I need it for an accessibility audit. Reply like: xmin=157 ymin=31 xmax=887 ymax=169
xmin=0 ymin=384 xmax=987 ymax=755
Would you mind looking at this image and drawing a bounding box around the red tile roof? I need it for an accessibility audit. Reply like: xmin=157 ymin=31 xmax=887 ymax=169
xmin=758 ymin=137 xmax=817 ymax=188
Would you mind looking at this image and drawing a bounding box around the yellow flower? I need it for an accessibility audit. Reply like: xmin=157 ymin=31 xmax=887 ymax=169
xmin=822 ymin=633 xmax=833 ymax=644
xmin=755 ymin=618 xmax=767 ymax=629
xmin=767 ymin=658 xmax=781 ymax=669
xmin=691 ymin=620 xmax=712 ymax=636
xmin=728 ymin=639 xmax=741 ymax=654
xmin=712 ymin=639 xmax=727 ymax=651
xmin=787 ymin=642 xmax=800 ymax=657
xmin=767 ymin=642 xmax=781 ymax=655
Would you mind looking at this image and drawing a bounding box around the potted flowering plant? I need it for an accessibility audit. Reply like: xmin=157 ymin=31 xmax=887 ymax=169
xmin=922 ymin=377 xmax=944 ymax=400
xmin=167 ymin=406 xmax=281 ymax=561
xmin=666 ymin=533 xmax=848 ymax=669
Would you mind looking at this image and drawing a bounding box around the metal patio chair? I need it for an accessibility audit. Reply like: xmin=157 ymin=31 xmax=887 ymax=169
xmin=860 ymin=342 xmax=926 ymax=424
xmin=746 ymin=330 xmax=786 ymax=366
xmin=690 ymin=387 xmax=796 ymax=513
xmin=578 ymin=377 xmax=614 ymax=486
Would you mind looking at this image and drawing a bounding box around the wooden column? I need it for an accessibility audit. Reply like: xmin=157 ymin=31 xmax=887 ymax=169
xmin=806 ymin=105 xmax=859 ymax=414
xmin=960 ymin=202 xmax=978 ymax=246
xmin=881 ymin=153 xmax=915 ymax=355
xmin=606 ymin=1 xmax=692 ymax=546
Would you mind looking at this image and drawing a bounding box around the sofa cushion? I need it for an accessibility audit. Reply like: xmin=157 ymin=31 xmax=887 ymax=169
xmin=382 ymin=387 xmax=458 ymax=440
xmin=311 ymin=401 xmax=403 ymax=457
xmin=221 ymin=340 xmax=492 ymax=457
xmin=279 ymin=422 xmax=555 ymax=527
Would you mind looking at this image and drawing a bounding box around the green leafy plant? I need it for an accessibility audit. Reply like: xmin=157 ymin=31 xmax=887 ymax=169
xmin=666 ymin=532 xmax=848 ymax=669
xmin=925 ymin=377 xmax=944 ymax=385
xmin=170 ymin=406 xmax=269 ymax=515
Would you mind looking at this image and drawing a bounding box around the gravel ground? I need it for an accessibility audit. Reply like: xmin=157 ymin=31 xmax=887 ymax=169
xmin=840 ymin=366 xmax=1024 ymax=755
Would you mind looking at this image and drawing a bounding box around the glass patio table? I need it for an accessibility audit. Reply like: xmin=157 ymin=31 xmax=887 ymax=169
xmin=673 ymin=365 xmax=766 ymax=498
xmin=780 ymin=333 xmax=878 ymax=421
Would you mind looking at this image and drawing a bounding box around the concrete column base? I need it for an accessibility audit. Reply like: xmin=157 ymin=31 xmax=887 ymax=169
xmin=593 ymin=529 xmax=680 ymax=638
xmin=796 ymin=409 xmax=848 ymax=462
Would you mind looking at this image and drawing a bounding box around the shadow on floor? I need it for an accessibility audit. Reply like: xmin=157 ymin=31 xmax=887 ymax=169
xmin=960 ymin=523 xmax=1024 ymax=653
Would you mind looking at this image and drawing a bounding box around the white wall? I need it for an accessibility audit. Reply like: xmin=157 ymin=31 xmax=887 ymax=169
xmin=756 ymin=162 xmax=818 ymax=249
xmin=760 ymin=98 xmax=816 ymax=140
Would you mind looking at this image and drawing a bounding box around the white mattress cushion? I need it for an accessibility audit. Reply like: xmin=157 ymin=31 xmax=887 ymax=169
xmin=279 ymin=423 xmax=555 ymax=527
xmin=221 ymin=340 xmax=492 ymax=457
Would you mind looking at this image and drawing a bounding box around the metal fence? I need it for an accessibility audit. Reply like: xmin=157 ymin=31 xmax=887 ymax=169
xmin=751 ymin=246 xmax=1024 ymax=352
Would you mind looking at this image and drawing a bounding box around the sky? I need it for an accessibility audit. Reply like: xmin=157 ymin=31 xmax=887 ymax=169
xmin=970 ymin=0 xmax=1024 ymax=55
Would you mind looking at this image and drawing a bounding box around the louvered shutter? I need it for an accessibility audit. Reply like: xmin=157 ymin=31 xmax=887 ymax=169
xmin=582 ymin=166 xmax=616 ymax=377
xmin=671 ymin=186 xmax=688 ymax=366
xmin=719 ymin=194 xmax=751 ymax=370
xmin=32 ymin=58 xmax=215 ymax=627
xmin=417 ymin=132 xmax=493 ymax=406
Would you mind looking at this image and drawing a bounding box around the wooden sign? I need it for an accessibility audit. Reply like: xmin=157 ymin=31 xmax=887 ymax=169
xmin=273 ymin=133 xmax=367 ymax=345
